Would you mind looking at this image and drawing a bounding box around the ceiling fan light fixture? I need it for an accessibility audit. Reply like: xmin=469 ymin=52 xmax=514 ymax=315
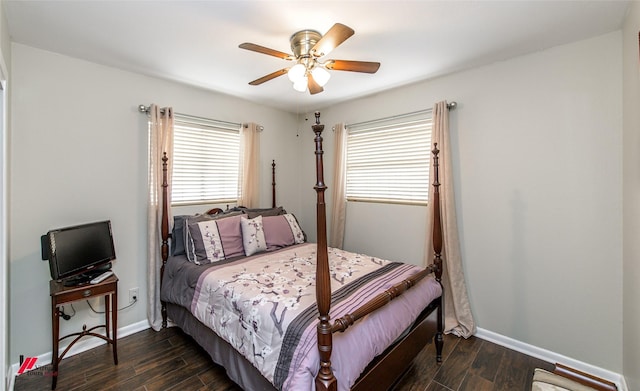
xmin=293 ymin=76 xmax=308 ymax=92
xmin=311 ymin=66 xmax=331 ymax=87
xmin=239 ymin=23 xmax=380 ymax=95
xmin=288 ymin=63 xmax=306 ymax=83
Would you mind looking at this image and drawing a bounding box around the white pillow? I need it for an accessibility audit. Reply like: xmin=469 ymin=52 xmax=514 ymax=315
xmin=241 ymin=216 xmax=267 ymax=256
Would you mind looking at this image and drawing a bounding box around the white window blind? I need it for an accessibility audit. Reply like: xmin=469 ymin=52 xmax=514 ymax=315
xmin=172 ymin=114 xmax=240 ymax=205
xmin=346 ymin=111 xmax=432 ymax=205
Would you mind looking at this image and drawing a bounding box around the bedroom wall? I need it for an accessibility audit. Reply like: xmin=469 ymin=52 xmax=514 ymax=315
xmin=8 ymin=43 xmax=299 ymax=366
xmin=622 ymin=2 xmax=640 ymax=389
xmin=301 ymin=31 xmax=624 ymax=373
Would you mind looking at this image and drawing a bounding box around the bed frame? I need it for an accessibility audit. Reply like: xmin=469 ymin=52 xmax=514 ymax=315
xmin=158 ymin=111 xmax=444 ymax=390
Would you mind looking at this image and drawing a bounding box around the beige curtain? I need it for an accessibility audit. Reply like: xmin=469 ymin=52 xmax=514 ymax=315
xmin=329 ymin=123 xmax=347 ymax=249
xmin=147 ymin=104 xmax=174 ymax=331
xmin=424 ymin=101 xmax=476 ymax=338
xmin=238 ymin=123 xmax=260 ymax=208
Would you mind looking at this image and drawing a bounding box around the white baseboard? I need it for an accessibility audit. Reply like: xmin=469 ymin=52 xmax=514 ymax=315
xmin=8 ymin=320 xmax=150 ymax=391
xmin=475 ymin=327 xmax=628 ymax=391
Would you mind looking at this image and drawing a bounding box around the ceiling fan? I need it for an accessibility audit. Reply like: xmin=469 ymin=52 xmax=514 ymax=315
xmin=239 ymin=23 xmax=380 ymax=95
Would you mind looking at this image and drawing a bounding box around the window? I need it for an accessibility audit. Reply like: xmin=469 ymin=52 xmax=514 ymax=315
xmin=172 ymin=114 xmax=240 ymax=205
xmin=346 ymin=110 xmax=432 ymax=205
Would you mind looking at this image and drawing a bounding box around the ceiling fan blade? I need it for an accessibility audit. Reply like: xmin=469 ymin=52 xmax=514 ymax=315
xmin=239 ymin=43 xmax=294 ymax=60
xmin=248 ymin=68 xmax=289 ymax=85
xmin=307 ymin=73 xmax=324 ymax=95
xmin=311 ymin=23 xmax=355 ymax=57
xmin=325 ymin=60 xmax=380 ymax=73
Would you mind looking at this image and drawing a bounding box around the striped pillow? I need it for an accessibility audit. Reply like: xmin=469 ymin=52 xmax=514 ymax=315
xmin=186 ymin=214 xmax=244 ymax=264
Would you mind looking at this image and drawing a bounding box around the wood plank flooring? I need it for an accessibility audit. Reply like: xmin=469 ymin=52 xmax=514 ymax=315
xmin=14 ymin=327 xmax=553 ymax=391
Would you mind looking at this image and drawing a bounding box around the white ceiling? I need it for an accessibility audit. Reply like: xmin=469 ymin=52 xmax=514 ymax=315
xmin=3 ymin=0 xmax=631 ymax=114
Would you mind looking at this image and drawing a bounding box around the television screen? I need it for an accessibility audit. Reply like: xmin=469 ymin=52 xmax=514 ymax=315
xmin=43 ymin=220 xmax=116 ymax=283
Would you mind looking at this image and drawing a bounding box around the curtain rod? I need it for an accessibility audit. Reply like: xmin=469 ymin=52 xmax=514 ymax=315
xmin=344 ymin=101 xmax=457 ymax=129
xmin=138 ymin=104 xmax=263 ymax=131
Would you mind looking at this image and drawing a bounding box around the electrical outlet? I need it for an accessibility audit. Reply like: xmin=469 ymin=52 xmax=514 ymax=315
xmin=129 ymin=287 xmax=139 ymax=304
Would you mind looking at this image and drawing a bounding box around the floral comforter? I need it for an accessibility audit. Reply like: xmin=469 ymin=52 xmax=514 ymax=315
xmin=190 ymin=243 xmax=442 ymax=391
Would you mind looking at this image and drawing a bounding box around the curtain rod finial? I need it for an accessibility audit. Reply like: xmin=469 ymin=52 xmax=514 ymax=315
xmin=447 ymin=101 xmax=457 ymax=110
xmin=138 ymin=104 xmax=148 ymax=113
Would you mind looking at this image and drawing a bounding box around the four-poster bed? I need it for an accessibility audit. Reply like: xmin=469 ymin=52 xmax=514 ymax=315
xmin=158 ymin=112 xmax=445 ymax=390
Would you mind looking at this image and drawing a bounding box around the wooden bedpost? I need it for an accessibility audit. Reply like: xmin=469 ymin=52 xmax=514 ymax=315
xmin=161 ymin=152 xmax=169 ymax=329
xmin=313 ymin=112 xmax=337 ymax=391
xmin=272 ymin=159 xmax=276 ymax=208
xmin=431 ymin=143 xmax=444 ymax=362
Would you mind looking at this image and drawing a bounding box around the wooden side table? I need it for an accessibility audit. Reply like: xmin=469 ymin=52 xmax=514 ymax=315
xmin=49 ymin=274 xmax=118 ymax=390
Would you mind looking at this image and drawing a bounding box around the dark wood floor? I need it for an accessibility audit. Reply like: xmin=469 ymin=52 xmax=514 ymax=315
xmin=14 ymin=327 xmax=553 ymax=391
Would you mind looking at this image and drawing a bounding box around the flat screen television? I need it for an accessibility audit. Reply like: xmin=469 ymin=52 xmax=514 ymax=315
xmin=42 ymin=220 xmax=116 ymax=286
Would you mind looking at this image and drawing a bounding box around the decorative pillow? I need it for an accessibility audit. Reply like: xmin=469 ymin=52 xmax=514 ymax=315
xmin=188 ymin=220 xmax=225 ymax=264
xmin=183 ymin=211 xmax=243 ymax=259
xmin=184 ymin=214 xmax=213 ymax=262
xmin=171 ymin=215 xmax=189 ymax=256
xmin=214 ymin=215 xmax=245 ymax=257
xmin=283 ymin=214 xmax=306 ymax=244
xmin=185 ymin=214 xmax=244 ymax=264
xmin=240 ymin=216 xmax=267 ymax=256
xmin=262 ymin=213 xmax=306 ymax=251
xmin=244 ymin=206 xmax=286 ymax=219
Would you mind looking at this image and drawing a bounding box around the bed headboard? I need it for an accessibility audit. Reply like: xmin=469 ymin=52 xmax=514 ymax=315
xmin=272 ymin=159 xmax=276 ymax=208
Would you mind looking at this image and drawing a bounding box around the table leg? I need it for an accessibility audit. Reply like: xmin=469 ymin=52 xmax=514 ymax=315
xmin=112 ymin=291 xmax=118 ymax=365
xmin=104 ymin=295 xmax=110 ymax=340
xmin=51 ymin=300 xmax=59 ymax=390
